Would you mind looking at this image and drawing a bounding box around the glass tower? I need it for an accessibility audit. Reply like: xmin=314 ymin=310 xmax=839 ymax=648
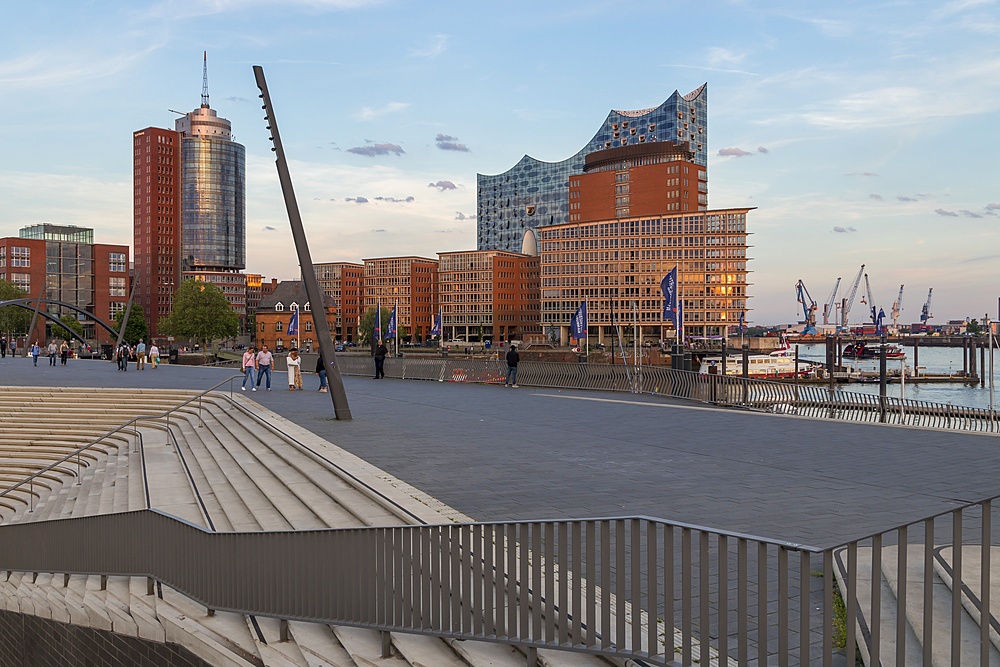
xmin=477 ymin=84 xmax=707 ymax=252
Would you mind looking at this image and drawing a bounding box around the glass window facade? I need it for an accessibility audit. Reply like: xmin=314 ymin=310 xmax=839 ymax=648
xmin=477 ymin=85 xmax=707 ymax=252
xmin=180 ymin=136 xmax=246 ymax=271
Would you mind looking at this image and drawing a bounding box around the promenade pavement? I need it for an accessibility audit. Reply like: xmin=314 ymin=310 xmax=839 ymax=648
xmin=1 ymin=354 xmax=997 ymax=548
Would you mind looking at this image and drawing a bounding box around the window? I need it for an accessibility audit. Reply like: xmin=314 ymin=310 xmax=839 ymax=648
xmin=305 ymin=320 xmax=313 ymax=332
xmin=110 ymin=302 xmax=125 ymax=315
xmin=11 ymin=273 xmax=30 ymax=290
xmin=304 ymin=302 xmax=311 ymax=311
xmin=109 ymin=253 xmax=126 ymax=272
xmin=276 ymin=321 xmax=283 ymax=332
xmin=275 ymin=302 xmax=284 ymax=311
xmin=109 ymin=276 xmax=126 ymax=297
xmin=0 ymin=247 xmax=4 ymax=267
xmin=290 ymin=302 xmax=299 ymax=311
xmin=11 ymin=247 xmax=29 ymax=268
xmin=261 ymin=322 xmax=266 ymax=332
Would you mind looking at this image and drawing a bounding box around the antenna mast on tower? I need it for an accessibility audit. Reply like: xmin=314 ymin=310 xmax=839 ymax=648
xmin=201 ymin=51 xmax=209 ymax=108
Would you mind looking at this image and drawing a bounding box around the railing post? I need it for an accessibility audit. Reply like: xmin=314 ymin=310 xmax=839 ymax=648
xmin=166 ymin=413 xmax=170 ymax=445
xmin=199 ymin=395 xmax=203 ymax=427
xmin=380 ymin=630 xmax=391 ymax=658
xmin=28 ymin=478 xmax=33 ymax=513
xmin=279 ymin=619 xmax=289 ymax=641
xmin=525 ymin=646 xmax=538 ymax=667
xmin=147 ymin=577 xmax=155 ymax=596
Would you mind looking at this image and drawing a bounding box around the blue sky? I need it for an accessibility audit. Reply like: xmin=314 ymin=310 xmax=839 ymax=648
xmin=1 ymin=0 xmax=998 ymax=325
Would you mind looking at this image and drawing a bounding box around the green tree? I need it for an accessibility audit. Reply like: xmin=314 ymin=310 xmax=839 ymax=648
xmin=967 ymin=319 xmax=984 ymax=337
xmin=0 ymin=279 xmax=30 ymax=339
xmin=51 ymin=313 xmax=85 ymax=343
xmin=159 ymin=280 xmax=238 ymax=353
xmin=476 ymin=325 xmax=484 ymax=343
xmin=358 ymin=306 xmax=394 ymax=346
xmin=111 ymin=304 xmax=149 ymax=345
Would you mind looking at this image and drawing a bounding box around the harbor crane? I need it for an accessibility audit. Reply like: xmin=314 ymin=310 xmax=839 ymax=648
xmin=920 ymin=288 xmax=934 ymax=324
xmin=841 ymin=264 xmax=865 ymax=329
xmin=795 ymin=280 xmax=818 ymax=334
xmin=863 ymin=274 xmax=877 ymax=325
xmin=823 ymin=277 xmax=841 ymax=325
xmin=891 ymin=285 xmax=904 ymax=329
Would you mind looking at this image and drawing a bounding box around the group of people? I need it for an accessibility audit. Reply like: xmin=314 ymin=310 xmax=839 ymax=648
xmin=0 ymin=338 xmax=14 ymax=358
xmin=240 ymin=344 xmax=329 ymax=392
xmin=114 ymin=340 xmax=159 ymax=371
xmin=26 ymin=340 xmax=72 ymax=366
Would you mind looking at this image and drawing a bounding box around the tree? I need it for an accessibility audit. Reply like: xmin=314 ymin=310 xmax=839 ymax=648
xmin=51 ymin=313 xmax=85 ymax=343
xmin=159 ymin=279 xmax=238 ymax=353
xmin=112 ymin=304 xmax=149 ymax=345
xmin=967 ymin=319 xmax=984 ymax=337
xmin=358 ymin=306 xmax=394 ymax=347
xmin=0 ymin=279 xmax=29 ymax=339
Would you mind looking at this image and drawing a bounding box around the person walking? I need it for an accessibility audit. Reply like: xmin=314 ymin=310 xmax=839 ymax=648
xmin=373 ymin=340 xmax=388 ymax=379
xmin=30 ymin=341 xmax=40 ymax=366
xmin=116 ymin=342 xmax=130 ymax=371
xmin=316 ymin=354 xmax=328 ymax=392
xmin=135 ymin=340 xmax=147 ymax=370
xmin=241 ymin=346 xmax=257 ymax=391
xmin=149 ymin=343 xmax=160 ymax=369
xmin=505 ymin=344 xmax=520 ymax=387
xmin=59 ymin=340 xmax=70 ymax=366
xmin=47 ymin=340 xmax=57 ymax=366
xmin=255 ymin=344 xmax=273 ymax=390
xmin=1 ymin=337 xmax=7 ymax=359
xmin=286 ymin=348 xmax=302 ymax=390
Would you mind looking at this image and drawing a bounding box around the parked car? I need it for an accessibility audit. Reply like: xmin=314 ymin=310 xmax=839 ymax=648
xmin=335 ymin=344 xmax=345 ymax=352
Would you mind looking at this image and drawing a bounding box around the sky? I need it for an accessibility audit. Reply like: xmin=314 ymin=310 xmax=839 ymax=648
xmin=1 ymin=0 xmax=998 ymax=326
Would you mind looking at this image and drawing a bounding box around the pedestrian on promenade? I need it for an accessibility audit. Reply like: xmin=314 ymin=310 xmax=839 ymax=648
xmin=505 ymin=344 xmax=520 ymax=387
xmin=30 ymin=341 xmax=40 ymax=366
xmin=149 ymin=343 xmax=160 ymax=369
xmin=136 ymin=340 xmax=147 ymax=370
xmin=241 ymin=346 xmax=257 ymax=391
xmin=373 ymin=341 xmax=388 ymax=379
xmin=47 ymin=340 xmax=57 ymax=366
xmin=59 ymin=340 xmax=69 ymax=366
xmin=287 ymin=348 xmax=302 ymax=390
xmin=1 ymin=337 xmax=6 ymax=358
xmin=116 ymin=342 xmax=130 ymax=371
xmin=316 ymin=354 xmax=328 ymax=392
xmin=256 ymin=344 xmax=273 ymax=391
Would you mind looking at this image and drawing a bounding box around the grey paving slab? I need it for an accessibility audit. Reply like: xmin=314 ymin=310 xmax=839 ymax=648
xmin=2 ymin=355 xmax=999 ymax=548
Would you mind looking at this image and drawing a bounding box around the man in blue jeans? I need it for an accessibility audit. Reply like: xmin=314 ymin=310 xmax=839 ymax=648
xmin=255 ymin=345 xmax=273 ymax=390
xmin=505 ymin=344 xmax=520 ymax=387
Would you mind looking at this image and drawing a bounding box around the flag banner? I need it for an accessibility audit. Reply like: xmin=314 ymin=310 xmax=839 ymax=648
xmin=876 ymin=308 xmax=885 ymax=333
xmin=430 ymin=309 xmax=442 ymax=336
xmin=739 ymin=309 xmax=745 ymax=333
xmin=386 ymin=305 xmax=397 ymax=339
xmin=288 ymin=310 xmax=299 ymax=337
xmin=660 ymin=267 xmax=678 ymax=327
xmin=571 ymin=301 xmax=588 ymax=339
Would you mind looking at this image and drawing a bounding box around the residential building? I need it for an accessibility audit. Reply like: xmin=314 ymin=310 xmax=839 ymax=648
xmin=540 ymin=208 xmax=751 ymax=342
xmin=362 ymin=257 xmax=438 ymax=340
xmin=437 ymin=249 xmax=542 ymax=343
xmin=478 ymin=85 xmax=707 ymax=252
xmin=256 ymin=281 xmax=335 ymax=353
xmin=313 ymin=262 xmax=364 ymax=342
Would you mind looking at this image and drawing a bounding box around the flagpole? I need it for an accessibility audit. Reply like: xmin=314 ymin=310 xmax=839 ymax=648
xmin=586 ymin=298 xmax=589 ymax=364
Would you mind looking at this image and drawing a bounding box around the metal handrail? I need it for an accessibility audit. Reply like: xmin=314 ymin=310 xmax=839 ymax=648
xmin=0 ymin=375 xmax=243 ymax=508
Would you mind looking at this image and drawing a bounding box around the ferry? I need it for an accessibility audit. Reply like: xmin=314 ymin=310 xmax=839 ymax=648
xmin=842 ymin=342 xmax=906 ymax=360
xmin=698 ymin=340 xmax=815 ymax=379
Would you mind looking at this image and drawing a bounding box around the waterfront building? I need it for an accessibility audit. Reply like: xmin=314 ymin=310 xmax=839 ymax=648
xmin=362 ymin=257 xmax=438 ymax=341
xmin=540 ymin=208 xmax=751 ymax=342
xmin=437 ymin=249 xmax=542 ymax=343
xmin=256 ymin=280 xmax=334 ymax=352
xmin=314 ymin=262 xmax=364 ymax=342
xmin=478 ymin=85 xmax=707 ymax=252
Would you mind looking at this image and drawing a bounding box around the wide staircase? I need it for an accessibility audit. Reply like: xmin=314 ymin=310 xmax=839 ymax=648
xmin=0 ymin=386 xmax=617 ymax=667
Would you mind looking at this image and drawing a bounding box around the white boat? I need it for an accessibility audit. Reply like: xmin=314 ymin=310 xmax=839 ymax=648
xmin=698 ymin=342 xmax=815 ymax=379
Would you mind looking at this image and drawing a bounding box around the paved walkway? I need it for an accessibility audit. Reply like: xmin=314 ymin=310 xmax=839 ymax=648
xmin=1 ymin=355 xmax=997 ymax=547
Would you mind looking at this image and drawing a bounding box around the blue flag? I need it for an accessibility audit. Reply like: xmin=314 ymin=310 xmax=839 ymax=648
xmin=876 ymin=308 xmax=885 ymax=333
xmin=386 ymin=304 xmax=397 ymax=339
xmin=430 ymin=309 xmax=442 ymax=336
xmin=288 ymin=309 xmax=299 ymax=337
xmin=571 ymin=301 xmax=588 ymax=339
xmin=660 ymin=267 xmax=679 ymax=327
xmin=739 ymin=309 xmax=745 ymax=333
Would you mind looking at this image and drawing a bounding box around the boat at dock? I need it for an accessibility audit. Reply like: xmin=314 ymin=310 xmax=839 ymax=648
xmin=843 ymin=342 xmax=906 ymax=360
xmin=699 ymin=341 xmax=816 ymax=379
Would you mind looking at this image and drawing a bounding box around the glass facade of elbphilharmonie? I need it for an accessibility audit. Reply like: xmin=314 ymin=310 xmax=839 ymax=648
xmin=477 ymin=84 xmax=707 ymax=253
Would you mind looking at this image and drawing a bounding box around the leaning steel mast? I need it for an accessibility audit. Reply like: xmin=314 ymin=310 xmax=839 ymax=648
xmin=252 ymin=66 xmax=352 ymax=420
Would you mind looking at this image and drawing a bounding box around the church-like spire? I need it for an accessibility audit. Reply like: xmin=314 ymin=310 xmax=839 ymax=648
xmin=201 ymin=51 xmax=209 ymax=108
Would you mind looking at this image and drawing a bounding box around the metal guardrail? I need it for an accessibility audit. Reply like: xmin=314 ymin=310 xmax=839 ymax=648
xmin=335 ymin=357 xmax=999 ymax=433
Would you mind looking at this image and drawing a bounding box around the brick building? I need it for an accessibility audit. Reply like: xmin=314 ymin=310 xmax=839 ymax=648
xmin=255 ymin=281 xmax=335 ymax=353
xmin=437 ymin=249 xmax=542 ymax=343
xmin=314 ymin=262 xmax=364 ymax=342
xmin=362 ymin=257 xmax=438 ymax=341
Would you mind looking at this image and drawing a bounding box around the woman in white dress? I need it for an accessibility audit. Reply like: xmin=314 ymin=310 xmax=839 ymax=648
xmin=286 ymin=348 xmax=303 ymax=390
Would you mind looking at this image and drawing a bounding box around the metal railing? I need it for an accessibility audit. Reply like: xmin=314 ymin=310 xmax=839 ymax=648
xmin=335 ymin=357 xmax=999 ymax=433
xmin=0 ymin=375 xmax=243 ymax=514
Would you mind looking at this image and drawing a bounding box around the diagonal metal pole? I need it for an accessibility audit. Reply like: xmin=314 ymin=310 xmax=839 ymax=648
xmin=253 ymin=66 xmax=352 ymax=420
xmin=24 ymin=285 xmax=45 ymax=357
xmin=115 ymin=279 xmax=138 ymax=351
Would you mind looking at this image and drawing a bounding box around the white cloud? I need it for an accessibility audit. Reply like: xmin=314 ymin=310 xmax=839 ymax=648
xmin=0 ymin=46 xmax=161 ymax=88
xmin=706 ymin=47 xmax=745 ymax=65
xmin=354 ymin=102 xmax=409 ymax=121
xmin=410 ymin=34 xmax=448 ymax=58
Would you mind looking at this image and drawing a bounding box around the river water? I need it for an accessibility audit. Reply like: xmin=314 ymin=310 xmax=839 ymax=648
xmin=794 ymin=343 xmax=1000 ymax=410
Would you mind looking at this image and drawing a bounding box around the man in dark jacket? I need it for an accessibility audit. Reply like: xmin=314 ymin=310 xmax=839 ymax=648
xmin=505 ymin=345 xmax=520 ymax=387
xmin=374 ymin=341 xmax=388 ymax=379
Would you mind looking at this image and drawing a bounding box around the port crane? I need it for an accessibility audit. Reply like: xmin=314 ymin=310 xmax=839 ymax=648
xmin=823 ymin=277 xmax=841 ymax=325
xmin=890 ymin=285 xmax=904 ymax=329
xmin=863 ymin=274 xmax=877 ymax=325
xmin=840 ymin=264 xmax=865 ymax=330
xmin=920 ymin=288 xmax=934 ymax=324
xmin=795 ymin=280 xmax=818 ymax=334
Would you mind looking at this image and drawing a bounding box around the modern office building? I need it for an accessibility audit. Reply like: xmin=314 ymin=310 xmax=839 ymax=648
xmin=437 ymin=249 xmax=542 ymax=343
xmin=540 ymin=208 xmax=751 ymax=342
xmin=362 ymin=257 xmax=438 ymax=341
xmin=133 ymin=54 xmax=246 ymax=341
xmin=478 ymin=85 xmax=707 ymax=252
xmin=314 ymin=262 xmax=364 ymax=342
xmin=2 ymin=224 xmax=129 ymax=346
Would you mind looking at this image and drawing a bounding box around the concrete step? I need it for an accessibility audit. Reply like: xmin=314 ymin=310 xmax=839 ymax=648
xmin=287 ymin=622 xmax=359 ymax=667
xmin=170 ymin=417 xmax=236 ymax=531
xmin=932 ymin=546 xmax=1000 ymax=655
xmin=246 ymin=616 xmax=311 ymax=667
xmin=331 ymin=626 xmax=411 ymax=666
